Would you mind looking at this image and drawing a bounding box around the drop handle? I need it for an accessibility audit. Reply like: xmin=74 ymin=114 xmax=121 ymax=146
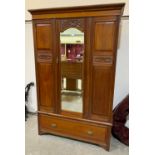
xmin=87 ymin=130 xmax=93 ymax=135
xmin=51 ymin=123 xmax=57 ymax=128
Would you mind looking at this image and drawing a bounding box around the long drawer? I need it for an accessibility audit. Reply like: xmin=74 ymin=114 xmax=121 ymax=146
xmin=38 ymin=113 xmax=110 ymax=148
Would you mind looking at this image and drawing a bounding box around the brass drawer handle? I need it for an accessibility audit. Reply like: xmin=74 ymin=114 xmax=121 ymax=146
xmin=51 ymin=123 xmax=57 ymax=128
xmin=87 ymin=130 xmax=93 ymax=135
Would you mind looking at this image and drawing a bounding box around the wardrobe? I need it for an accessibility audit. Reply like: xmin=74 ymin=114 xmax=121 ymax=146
xmin=29 ymin=3 xmax=125 ymax=151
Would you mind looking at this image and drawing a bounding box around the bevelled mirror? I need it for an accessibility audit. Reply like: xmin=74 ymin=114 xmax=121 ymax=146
xmin=60 ymin=28 xmax=84 ymax=114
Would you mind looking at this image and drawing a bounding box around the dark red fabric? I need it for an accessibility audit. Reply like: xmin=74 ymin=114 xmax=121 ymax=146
xmin=112 ymin=95 xmax=129 ymax=146
xmin=66 ymin=44 xmax=84 ymax=59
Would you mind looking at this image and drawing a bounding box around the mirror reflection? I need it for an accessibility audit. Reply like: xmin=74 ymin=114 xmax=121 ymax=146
xmin=60 ymin=28 xmax=84 ymax=113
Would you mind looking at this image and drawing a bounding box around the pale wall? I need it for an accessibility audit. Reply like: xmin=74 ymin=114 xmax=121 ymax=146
xmin=25 ymin=0 xmax=129 ymax=112
xmin=25 ymin=23 xmax=37 ymax=112
xmin=113 ymin=19 xmax=129 ymax=107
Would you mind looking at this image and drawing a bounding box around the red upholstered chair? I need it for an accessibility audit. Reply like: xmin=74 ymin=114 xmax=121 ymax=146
xmin=112 ymin=95 xmax=129 ymax=146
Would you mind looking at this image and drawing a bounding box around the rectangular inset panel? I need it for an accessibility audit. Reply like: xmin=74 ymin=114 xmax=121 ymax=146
xmin=36 ymin=23 xmax=52 ymax=49
xmin=93 ymin=55 xmax=113 ymax=66
xmin=91 ymin=67 xmax=113 ymax=119
xmin=38 ymin=63 xmax=54 ymax=110
xmin=37 ymin=51 xmax=52 ymax=63
xmin=94 ymin=21 xmax=116 ymax=51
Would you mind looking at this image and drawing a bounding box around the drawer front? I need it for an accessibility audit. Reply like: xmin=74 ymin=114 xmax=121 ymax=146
xmin=39 ymin=114 xmax=109 ymax=144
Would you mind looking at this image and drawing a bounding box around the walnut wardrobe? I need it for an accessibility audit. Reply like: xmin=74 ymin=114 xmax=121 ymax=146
xmin=29 ymin=3 xmax=125 ymax=151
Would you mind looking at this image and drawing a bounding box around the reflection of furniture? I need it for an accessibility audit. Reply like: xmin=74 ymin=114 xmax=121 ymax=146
xmin=29 ymin=3 xmax=125 ymax=151
xmin=61 ymin=61 xmax=82 ymax=90
xmin=66 ymin=44 xmax=84 ymax=60
xmin=61 ymin=61 xmax=82 ymax=79
xmin=61 ymin=44 xmax=84 ymax=62
xmin=66 ymin=79 xmax=77 ymax=90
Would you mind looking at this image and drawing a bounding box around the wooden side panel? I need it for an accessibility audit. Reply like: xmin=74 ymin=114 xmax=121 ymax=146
xmin=91 ymin=67 xmax=113 ymax=120
xmin=38 ymin=63 xmax=54 ymax=109
xmin=36 ymin=24 xmax=52 ymax=50
xmin=94 ymin=21 xmax=115 ymax=51
xmin=33 ymin=20 xmax=56 ymax=113
xmin=89 ymin=17 xmax=118 ymax=122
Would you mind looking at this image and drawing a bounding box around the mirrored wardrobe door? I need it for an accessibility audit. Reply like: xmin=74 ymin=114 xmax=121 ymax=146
xmin=60 ymin=27 xmax=84 ymax=114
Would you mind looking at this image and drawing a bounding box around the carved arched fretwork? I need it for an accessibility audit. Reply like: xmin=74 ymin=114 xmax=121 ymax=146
xmin=60 ymin=18 xmax=84 ymax=32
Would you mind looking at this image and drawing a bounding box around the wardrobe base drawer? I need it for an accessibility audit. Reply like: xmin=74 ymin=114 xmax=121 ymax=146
xmin=38 ymin=113 xmax=111 ymax=150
